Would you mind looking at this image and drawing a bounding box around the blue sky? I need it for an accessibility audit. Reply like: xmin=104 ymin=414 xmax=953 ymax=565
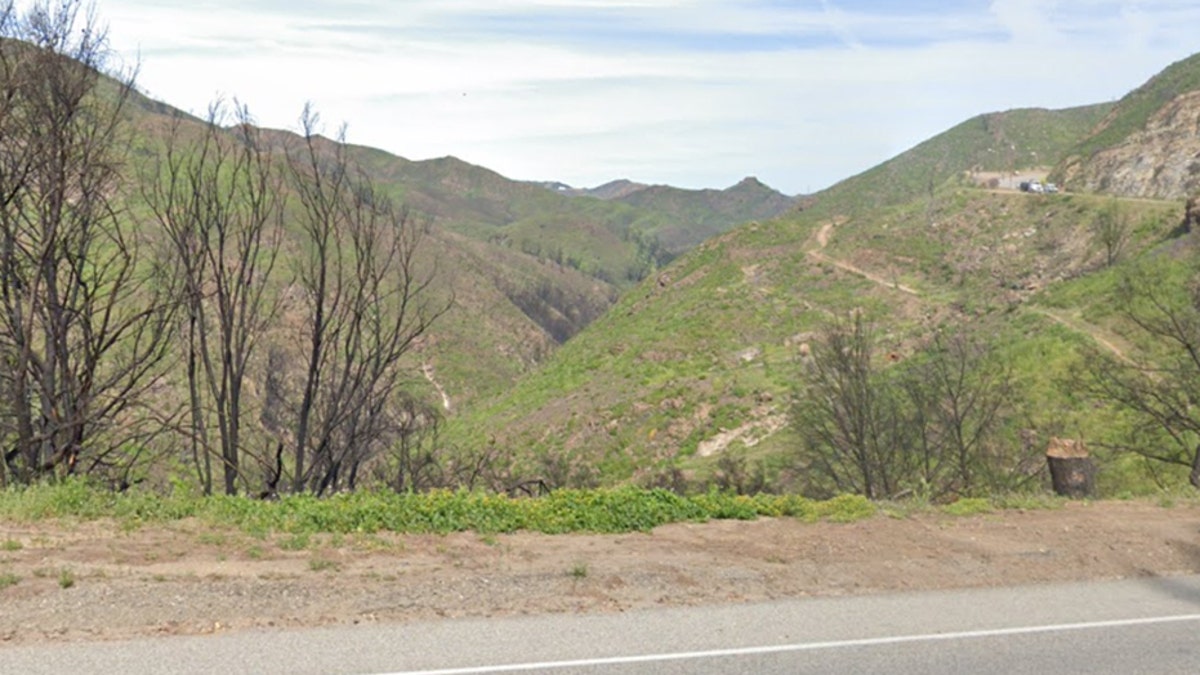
xmin=95 ymin=0 xmax=1200 ymax=194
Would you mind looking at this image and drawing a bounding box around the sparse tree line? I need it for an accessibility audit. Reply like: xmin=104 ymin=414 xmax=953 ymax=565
xmin=0 ymin=1 xmax=456 ymax=495
xmin=790 ymin=313 xmax=1036 ymax=500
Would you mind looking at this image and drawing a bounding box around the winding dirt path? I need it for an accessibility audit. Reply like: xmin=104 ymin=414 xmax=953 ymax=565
xmin=1030 ymin=307 xmax=1138 ymax=367
xmin=807 ymin=219 xmax=920 ymax=296
xmin=805 ymin=219 xmax=1147 ymax=370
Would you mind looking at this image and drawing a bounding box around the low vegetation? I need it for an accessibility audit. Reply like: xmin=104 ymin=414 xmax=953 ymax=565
xmin=0 ymin=480 xmax=876 ymax=535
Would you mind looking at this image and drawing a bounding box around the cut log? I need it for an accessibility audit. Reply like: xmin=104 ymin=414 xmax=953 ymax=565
xmin=1046 ymin=437 xmax=1095 ymax=499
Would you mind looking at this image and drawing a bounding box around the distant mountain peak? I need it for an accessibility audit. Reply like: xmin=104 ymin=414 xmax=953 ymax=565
xmin=729 ymin=176 xmax=772 ymax=192
xmin=585 ymin=179 xmax=650 ymax=200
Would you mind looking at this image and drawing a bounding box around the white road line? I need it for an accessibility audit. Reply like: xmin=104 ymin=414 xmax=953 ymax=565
xmin=384 ymin=613 xmax=1200 ymax=674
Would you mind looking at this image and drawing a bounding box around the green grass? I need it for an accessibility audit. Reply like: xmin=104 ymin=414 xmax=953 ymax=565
xmin=0 ymin=481 xmax=876 ymax=536
xmin=279 ymin=533 xmax=312 ymax=551
xmin=881 ymin=493 xmax=1068 ymax=519
xmin=0 ymin=572 xmax=19 ymax=589
xmin=941 ymin=498 xmax=994 ymax=517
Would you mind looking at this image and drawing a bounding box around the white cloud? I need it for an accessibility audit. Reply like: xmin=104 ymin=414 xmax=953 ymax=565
xmin=87 ymin=0 xmax=1200 ymax=193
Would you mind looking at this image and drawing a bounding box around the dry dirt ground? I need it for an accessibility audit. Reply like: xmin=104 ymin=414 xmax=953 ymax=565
xmin=1 ymin=501 xmax=1199 ymax=646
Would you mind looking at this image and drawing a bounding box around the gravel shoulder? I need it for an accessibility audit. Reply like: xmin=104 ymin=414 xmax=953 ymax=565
xmin=1 ymin=500 xmax=1198 ymax=645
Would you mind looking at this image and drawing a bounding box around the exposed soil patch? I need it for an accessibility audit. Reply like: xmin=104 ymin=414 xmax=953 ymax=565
xmin=696 ymin=412 xmax=787 ymax=457
xmin=1 ymin=501 xmax=1198 ymax=646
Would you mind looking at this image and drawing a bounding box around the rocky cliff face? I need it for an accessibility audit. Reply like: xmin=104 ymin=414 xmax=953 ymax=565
xmin=1058 ymin=91 xmax=1200 ymax=199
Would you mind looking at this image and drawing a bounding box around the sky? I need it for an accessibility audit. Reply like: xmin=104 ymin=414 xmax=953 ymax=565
xmin=85 ymin=0 xmax=1200 ymax=195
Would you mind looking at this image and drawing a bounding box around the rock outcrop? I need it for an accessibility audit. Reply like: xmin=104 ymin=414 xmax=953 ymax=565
xmin=1058 ymin=91 xmax=1200 ymax=200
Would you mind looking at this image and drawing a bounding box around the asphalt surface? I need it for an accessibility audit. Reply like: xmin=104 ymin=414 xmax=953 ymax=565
xmin=4 ymin=575 xmax=1200 ymax=674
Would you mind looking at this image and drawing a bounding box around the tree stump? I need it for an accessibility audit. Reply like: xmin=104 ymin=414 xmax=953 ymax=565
xmin=1046 ymin=438 xmax=1095 ymax=499
xmin=1183 ymin=194 xmax=1200 ymax=235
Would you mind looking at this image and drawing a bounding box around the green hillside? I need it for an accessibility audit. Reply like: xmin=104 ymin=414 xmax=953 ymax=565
xmin=175 ymin=122 xmax=794 ymax=413
xmin=331 ymin=144 xmax=792 ymax=290
xmin=448 ymin=169 xmax=1186 ymax=491
xmin=105 ymin=51 xmax=1200 ymax=498
xmin=608 ymin=177 xmax=798 ymax=254
xmin=0 ymin=39 xmax=786 ymax=459
xmin=442 ymin=100 xmax=1125 ymax=482
xmin=8 ymin=2 xmax=1200 ymax=500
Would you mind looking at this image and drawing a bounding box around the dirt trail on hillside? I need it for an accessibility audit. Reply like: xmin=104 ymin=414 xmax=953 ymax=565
xmin=1 ymin=501 xmax=1198 ymax=646
xmin=1031 ymin=307 xmax=1137 ymax=367
xmin=807 ymin=219 xmax=920 ymax=296
xmin=421 ymin=363 xmax=452 ymax=411
xmin=808 ymin=207 xmax=1161 ymax=367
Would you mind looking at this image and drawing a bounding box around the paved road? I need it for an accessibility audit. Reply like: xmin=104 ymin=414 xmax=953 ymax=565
xmin=4 ymin=575 xmax=1200 ymax=674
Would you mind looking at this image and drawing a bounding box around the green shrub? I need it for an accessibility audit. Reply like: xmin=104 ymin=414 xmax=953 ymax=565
xmin=0 ymin=481 xmax=880 ymax=535
xmin=812 ymin=494 xmax=876 ymax=522
xmin=941 ymin=497 xmax=993 ymax=516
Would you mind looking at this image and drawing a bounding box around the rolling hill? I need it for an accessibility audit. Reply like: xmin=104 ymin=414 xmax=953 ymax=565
xmin=802 ymin=103 xmax=1113 ymax=219
xmin=109 ymin=85 xmax=801 ymax=417
xmin=532 ymin=176 xmax=799 ymax=254
xmin=444 ymin=57 xmax=1200 ymax=492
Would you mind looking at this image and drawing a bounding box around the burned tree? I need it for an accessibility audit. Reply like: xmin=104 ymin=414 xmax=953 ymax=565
xmin=0 ymin=1 xmax=174 ymax=484
xmin=791 ymin=312 xmax=909 ymax=499
xmin=142 ymin=101 xmax=284 ymax=495
xmin=284 ymin=106 xmax=448 ymax=494
xmin=906 ymin=330 xmax=1018 ymax=494
xmin=793 ymin=314 xmax=1024 ymax=500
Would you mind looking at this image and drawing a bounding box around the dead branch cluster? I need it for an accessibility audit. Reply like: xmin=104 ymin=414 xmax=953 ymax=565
xmin=0 ymin=1 xmax=474 ymax=495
